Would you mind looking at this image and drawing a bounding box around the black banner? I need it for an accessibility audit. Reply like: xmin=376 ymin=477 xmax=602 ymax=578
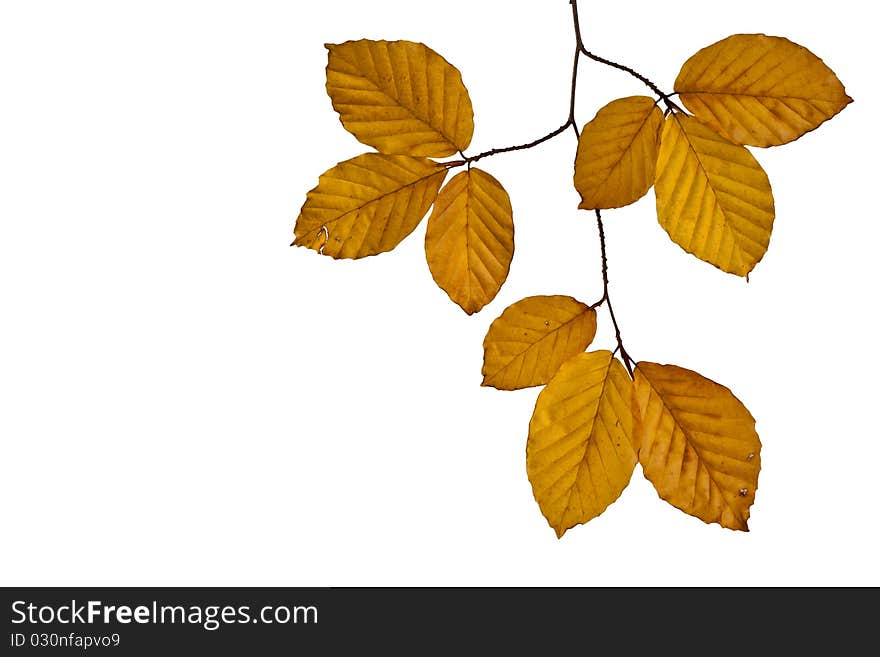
xmin=1 ymin=587 xmax=872 ymax=653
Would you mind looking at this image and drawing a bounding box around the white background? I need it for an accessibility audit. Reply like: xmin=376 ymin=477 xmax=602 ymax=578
xmin=1 ymin=0 xmax=877 ymax=586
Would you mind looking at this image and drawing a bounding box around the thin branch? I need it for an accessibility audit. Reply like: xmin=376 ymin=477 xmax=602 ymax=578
xmin=590 ymin=210 xmax=635 ymax=378
xmin=461 ymin=120 xmax=573 ymax=166
xmin=452 ymin=3 xmax=644 ymax=380
xmin=570 ymin=0 xmax=680 ymax=112
xmin=568 ymin=36 xmax=581 ymax=136
xmin=450 ymin=0 xmax=681 ymax=170
xmin=452 ymin=2 xmax=586 ymax=167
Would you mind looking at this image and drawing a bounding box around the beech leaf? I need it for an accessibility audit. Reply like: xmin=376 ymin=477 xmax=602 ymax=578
xmin=481 ymin=295 xmax=597 ymax=390
xmin=675 ymin=34 xmax=852 ymax=147
xmin=634 ymin=362 xmax=761 ymax=531
xmin=574 ymin=96 xmax=664 ymax=209
xmin=654 ymin=113 xmax=775 ymax=277
xmin=425 ymin=169 xmax=514 ymax=315
xmin=527 ymin=351 xmax=638 ymax=537
xmin=294 ymin=153 xmax=447 ymax=259
xmin=326 ymin=39 xmax=474 ymax=157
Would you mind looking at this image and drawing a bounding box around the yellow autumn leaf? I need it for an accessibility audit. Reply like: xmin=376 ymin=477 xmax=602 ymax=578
xmin=675 ymin=34 xmax=852 ymax=147
xmin=325 ymin=40 xmax=474 ymax=157
xmin=294 ymin=153 xmax=447 ymax=259
xmin=527 ymin=351 xmax=637 ymax=537
xmin=574 ymin=96 xmax=664 ymax=209
xmin=424 ymin=168 xmax=514 ymax=315
xmin=654 ymin=113 xmax=775 ymax=277
xmin=634 ymin=362 xmax=761 ymax=531
xmin=481 ymin=295 xmax=597 ymax=390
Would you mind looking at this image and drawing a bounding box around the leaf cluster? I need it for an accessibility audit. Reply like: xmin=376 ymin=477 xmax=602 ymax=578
xmin=294 ymin=23 xmax=849 ymax=535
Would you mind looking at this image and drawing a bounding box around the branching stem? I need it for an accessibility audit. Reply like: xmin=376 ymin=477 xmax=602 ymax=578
xmin=450 ymin=1 xmax=650 ymax=377
xmin=570 ymin=0 xmax=680 ymax=113
xmin=446 ymin=0 xmax=676 ymax=170
xmin=446 ymin=14 xmax=583 ymax=169
xmin=448 ymin=120 xmax=573 ymax=168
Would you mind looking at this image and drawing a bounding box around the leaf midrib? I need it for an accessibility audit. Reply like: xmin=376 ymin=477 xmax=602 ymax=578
xmin=332 ymin=43 xmax=462 ymax=151
xmin=639 ymin=368 xmax=746 ymax=526
xmin=558 ymin=355 xmax=620 ymax=529
xmin=669 ymin=114 xmax=760 ymax=269
xmin=677 ymin=90 xmax=843 ymax=103
xmin=485 ymin=306 xmax=593 ymax=385
xmin=300 ymin=166 xmax=445 ymax=235
xmin=588 ymin=103 xmax=660 ymax=193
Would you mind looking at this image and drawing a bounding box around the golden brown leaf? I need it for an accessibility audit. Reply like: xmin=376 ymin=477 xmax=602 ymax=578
xmin=634 ymin=362 xmax=761 ymax=531
xmin=424 ymin=169 xmax=514 ymax=315
xmin=574 ymin=96 xmax=664 ymax=209
xmin=326 ymin=40 xmax=474 ymax=157
xmin=675 ymin=34 xmax=852 ymax=147
xmin=294 ymin=153 xmax=447 ymax=259
xmin=527 ymin=351 xmax=637 ymax=537
xmin=654 ymin=113 xmax=775 ymax=276
xmin=481 ymin=296 xmax=597 ymax=390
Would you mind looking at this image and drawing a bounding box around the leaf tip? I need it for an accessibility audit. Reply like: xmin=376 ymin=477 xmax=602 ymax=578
xmin=726 ymin=519 xmax=750 ymax=532
xmin=732 ymin=259 xmax=758 ymax=279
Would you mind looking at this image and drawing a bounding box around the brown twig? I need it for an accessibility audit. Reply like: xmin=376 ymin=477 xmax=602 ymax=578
xmin=454 ymin=2 xmax=648 ymax=377
xmin=461 ymin=120 xmax=574 ymax=166
xmin=570 ymin=0 xmax=681 ymax=113
xmin=590 ymin=210 xmax=635 ymax=377
xmin=450 ymin=0 xmax=677 ymax=169
xmin=459 ymin=13 xmax=584 ymax=166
